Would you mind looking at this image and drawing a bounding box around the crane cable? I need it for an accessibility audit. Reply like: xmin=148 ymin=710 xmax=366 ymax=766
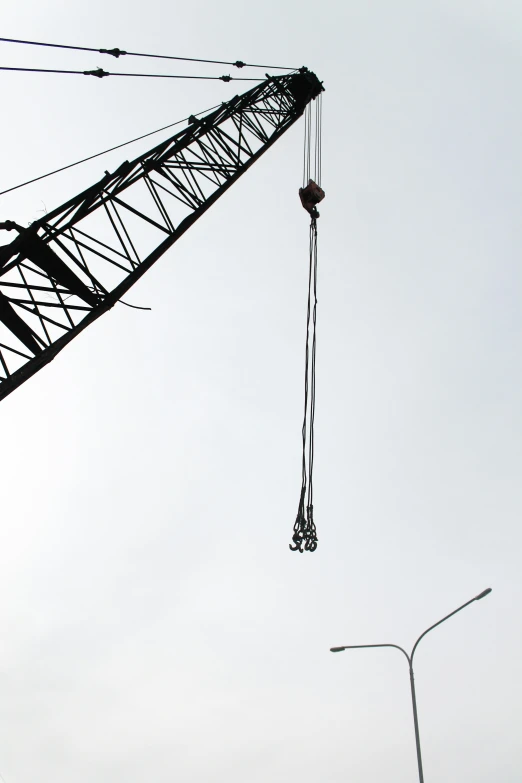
xmin=0 ymin=66 xmax=261 ymax=81
xmin=0 ymin=36 xmax=296 ymax=71
xmin=290 ymin=94 xmax=323 ymax=553
xmin=0 ymin=101 xmax=223 ymax=198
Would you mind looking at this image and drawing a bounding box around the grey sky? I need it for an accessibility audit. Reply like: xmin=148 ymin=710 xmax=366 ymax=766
xmin=0 ymin=1 xmax=521 ymax=781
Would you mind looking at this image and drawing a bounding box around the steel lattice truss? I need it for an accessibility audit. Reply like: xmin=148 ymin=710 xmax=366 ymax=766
xmin=0 ymin=68 xmax=323 ymax=402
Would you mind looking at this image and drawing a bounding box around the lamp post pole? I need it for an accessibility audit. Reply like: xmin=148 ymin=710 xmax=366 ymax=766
xmin=330 ymin=588 xmax=492 ymax=783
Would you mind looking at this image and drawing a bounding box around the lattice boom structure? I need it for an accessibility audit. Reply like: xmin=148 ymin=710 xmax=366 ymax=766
xmin=0 ymin=68 xmax=323 ymax=402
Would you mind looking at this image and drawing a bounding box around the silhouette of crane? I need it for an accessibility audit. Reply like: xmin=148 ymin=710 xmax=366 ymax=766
xmin=0 ymin=68 xmax=323 ymax=401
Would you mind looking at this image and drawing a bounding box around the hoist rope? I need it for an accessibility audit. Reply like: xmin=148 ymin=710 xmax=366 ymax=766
xmin=0 ymin=37 xmax=296 ymax=71
xmin=315 ymin=93 xmax=323 ymax=186
xmin=0 ymin=102 xmax=222 ymax=198
xmin=0 ymin=65 xmax=261 ymax=81
xmin=302 ymin=102 xmax=312 ymax=187
xmin=290 ymin=218 xmax=319 ymax=553
xmin=290 ymin=94 xmax=323 ymax=553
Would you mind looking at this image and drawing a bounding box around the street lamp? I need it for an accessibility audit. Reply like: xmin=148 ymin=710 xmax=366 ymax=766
xmin=330 ymin=588 xmax=492 ymax=783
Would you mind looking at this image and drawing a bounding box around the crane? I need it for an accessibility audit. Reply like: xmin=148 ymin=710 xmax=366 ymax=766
xmin=0 ymin=67 xmax=323 ymax=402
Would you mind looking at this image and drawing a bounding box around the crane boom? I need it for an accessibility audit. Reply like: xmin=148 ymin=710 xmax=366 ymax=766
xmin=0 ymin=68 xmax=323 ymax=402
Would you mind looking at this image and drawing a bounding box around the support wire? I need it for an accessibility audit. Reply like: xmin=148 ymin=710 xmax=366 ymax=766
xmin=0 ymin=36 xmax=296 ymax=70
xmin=0 ymin=102 xmax=222 ymax=197
xmin=0 ymin=65 xmax=260 ymax=81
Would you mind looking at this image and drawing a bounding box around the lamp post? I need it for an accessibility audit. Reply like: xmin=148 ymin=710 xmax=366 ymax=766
xmin=330 ymin=588 xmax=492 ymax=783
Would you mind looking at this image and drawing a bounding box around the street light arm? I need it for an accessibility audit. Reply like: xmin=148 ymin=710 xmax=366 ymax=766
xmin=330 ymin=589 xmax=491 ymax=783
xmin=330 ymin=643 xmax=411 ymax=664
xmin=410 ymin=588 xmax=492 ymax=662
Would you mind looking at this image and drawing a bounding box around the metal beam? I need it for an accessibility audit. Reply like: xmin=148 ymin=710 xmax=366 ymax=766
xmin=0 ymin=69 xmax=323 ymax=401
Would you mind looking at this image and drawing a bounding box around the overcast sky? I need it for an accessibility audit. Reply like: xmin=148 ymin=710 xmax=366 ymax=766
xmin=0 ymin=1 xmax=521 ymax=782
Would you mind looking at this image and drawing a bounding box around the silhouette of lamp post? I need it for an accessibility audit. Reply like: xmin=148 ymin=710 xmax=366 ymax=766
xmin=330 ymin=588 xmax=492 ymax=783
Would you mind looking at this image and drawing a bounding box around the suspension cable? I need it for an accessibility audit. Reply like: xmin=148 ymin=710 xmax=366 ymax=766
xmin=0 ymin=36 xmax=296 ymax=70
xmin=314 ymin=92 xmax=323 ymax=186
xmin=303 ymin=102 xmax=313 ymax=187
xmin=0 ymin=65 xmax=261 ymax=81
xmin=308 ymin=220 xmax=318 ymax=526
xmin=0 ymin=102 xmax=222 ymax=198
xmin=290 ymin=218 xmax=319 ymax=553
xmin=291 ymin=94 xmax=323 ymax=554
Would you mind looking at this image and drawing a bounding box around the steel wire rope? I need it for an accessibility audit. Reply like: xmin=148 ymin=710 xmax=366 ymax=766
xmin=303 ymin=102 xmax=312 ymax=186
xmin=292 ymin=116 xmax=313 ymax=550
xmin=302 ymin=221 xmax=313 ymax=499
xmin=0 ymin=65 xmax=261 ymax=81
xmin=315 ymin=96 xmax=319 ymax=185
xmin=308 ymin=220 xmax=318 ymax=519
xmin=290 ymin=97 xmax=322 ymax=553
xmin=0 ymin=102 xmax=223 ymax=197
xmin=0 ymin=36 xmax=297 ymax=70
xmin=302 ymin=103 xmax=308 ymax=186
xmin=290 ymin=94 xmax=323 ymax=552
xmin=314 ymin=92 xmax=323 ymax=186
xmin=305 ymin=219 xmax=318 ymax=548
xmin=290 ymin=217 xmax=318 ymax=553
xmin=318 ymin=93 xmax=323 ymax=185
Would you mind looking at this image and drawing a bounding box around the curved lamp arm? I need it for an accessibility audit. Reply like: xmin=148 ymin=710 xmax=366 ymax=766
xmin=330 ymin=589 xmax=492 ymax=783
xmin=411 ymin=588 xmax=492 ymax=662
